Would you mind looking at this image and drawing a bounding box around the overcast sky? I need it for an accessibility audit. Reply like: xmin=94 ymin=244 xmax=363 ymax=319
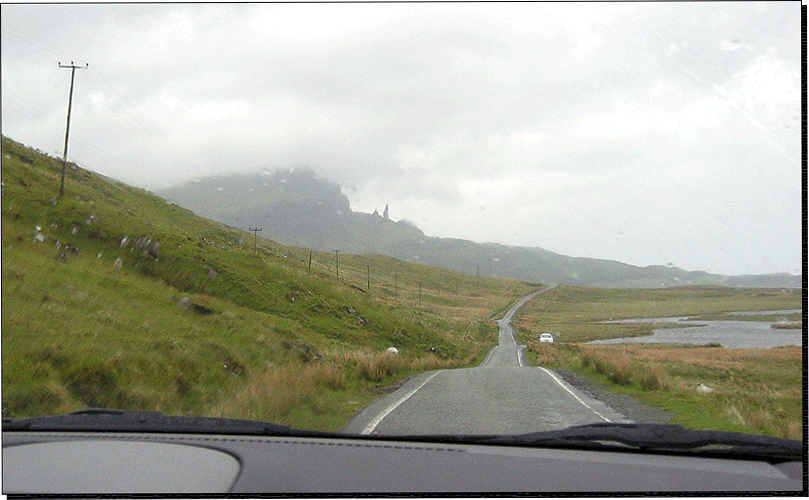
xmin=1 ymin=2 xmax=803 ymax=276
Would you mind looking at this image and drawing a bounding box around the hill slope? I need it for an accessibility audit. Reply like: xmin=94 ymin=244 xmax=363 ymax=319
xmin=1 ymin=136 xmax=533 ymax=429
xmin=158 ymin=171 xmax=800 ymax=288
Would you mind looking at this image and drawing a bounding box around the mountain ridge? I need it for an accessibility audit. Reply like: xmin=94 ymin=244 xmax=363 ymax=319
xmin=157 ymin=170 xmax=800 ymax=288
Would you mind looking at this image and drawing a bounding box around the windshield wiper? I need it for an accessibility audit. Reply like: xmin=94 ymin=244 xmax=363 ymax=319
xmin=382 ymin=423 xmax=804 ymax=461
xmin=5 ymin=412 xmax=802 ymax=461
xmin=2 ymin=409 xmax=338 ymax=438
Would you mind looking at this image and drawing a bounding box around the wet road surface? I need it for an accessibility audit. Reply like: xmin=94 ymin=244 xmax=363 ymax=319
xmin=344 ymin=286 xmax=629 ymax=435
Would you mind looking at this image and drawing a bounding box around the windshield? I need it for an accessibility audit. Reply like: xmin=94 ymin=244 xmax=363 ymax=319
xmin=1 ymin=2 xmax=802 ymax=445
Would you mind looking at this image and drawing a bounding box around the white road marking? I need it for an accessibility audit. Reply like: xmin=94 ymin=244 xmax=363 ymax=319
xmin=360 ymin=371 xmax=443 ymax=435
xmin=538 ymin=367 xmax=611 ymax=423
xmin=481 ymin=346 xmax=498 ymax=366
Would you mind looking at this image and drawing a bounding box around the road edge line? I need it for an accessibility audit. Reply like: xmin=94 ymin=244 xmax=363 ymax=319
xmin=538 ymin=367 xmax=611 ymax=423
xmin=360 ymin=370 xmax=443 ymax=435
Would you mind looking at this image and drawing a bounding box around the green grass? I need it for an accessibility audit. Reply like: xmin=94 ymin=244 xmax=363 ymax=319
xmin=1 ymin=136 xmax=534 ymax=430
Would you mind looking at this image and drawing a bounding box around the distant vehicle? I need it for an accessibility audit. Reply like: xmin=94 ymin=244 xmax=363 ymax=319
xmin=539 ymin=333 xmax=554 ymax=343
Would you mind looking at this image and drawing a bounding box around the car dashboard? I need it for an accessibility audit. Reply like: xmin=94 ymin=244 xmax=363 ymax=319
xmin=3 ymin=430 xmax=804 ymax=494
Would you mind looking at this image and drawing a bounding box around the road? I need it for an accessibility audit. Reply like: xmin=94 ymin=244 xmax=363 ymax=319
xmin=343 ymin=285 xmax=630 ymax=435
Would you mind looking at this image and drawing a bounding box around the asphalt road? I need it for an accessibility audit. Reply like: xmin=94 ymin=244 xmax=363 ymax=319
xmin=343 ymin=286 xmax=630 ymax=435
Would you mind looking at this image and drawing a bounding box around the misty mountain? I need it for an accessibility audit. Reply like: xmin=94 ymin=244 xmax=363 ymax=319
xmin=157 ymin=170 xmax=800 ymax=288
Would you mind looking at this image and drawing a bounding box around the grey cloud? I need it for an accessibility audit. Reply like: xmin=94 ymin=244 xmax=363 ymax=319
xmin=1 ymin=2 xmax=800 ymax=275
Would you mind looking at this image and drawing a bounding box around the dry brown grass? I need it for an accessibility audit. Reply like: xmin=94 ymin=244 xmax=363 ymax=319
xmin=624 ymin=345 xmax=801 ymax=367
xmin=580 ymin=347 xmax=633 ymax=386
xmin=533 ymin=343 xmax=803 ymax=439
xmin=323 ymin=347 xmax=481 ymax=383
xmin=209 ymin=362 xmax=345 ymax=422
xmin=639 ymin=364 xmax=671 ymax=391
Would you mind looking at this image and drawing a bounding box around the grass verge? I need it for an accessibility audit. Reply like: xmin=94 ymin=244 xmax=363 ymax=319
xmin=517 ymin=284 xmax=802 ymax=440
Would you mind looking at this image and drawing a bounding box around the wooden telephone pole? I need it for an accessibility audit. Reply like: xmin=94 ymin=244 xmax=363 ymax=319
xmin=334 ymin=250 xmax=340 ymax=277
xmin=58 ymin=61 xmax=87 ymax=198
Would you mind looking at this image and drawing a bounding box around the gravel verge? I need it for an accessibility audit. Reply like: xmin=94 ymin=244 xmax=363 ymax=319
xmin=552 ymin=368 xmax=673 ymax=425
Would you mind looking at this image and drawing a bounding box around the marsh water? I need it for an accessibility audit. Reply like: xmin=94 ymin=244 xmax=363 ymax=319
xmin=588 ymin=310 xmax=802 ymax=349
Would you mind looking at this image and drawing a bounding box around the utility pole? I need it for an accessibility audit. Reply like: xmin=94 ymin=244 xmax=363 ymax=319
xmin=248 ymin=228 xmax=262 ymax=253
xmin=334 ymin=250 xmax=340 ymax=277
xmin=308 ymin=251 xmax=313 ymax=276
xmin=58 ymin=61 xmax=88 ymax=198
xmin=367 ymin=265 xmax=370 ymax=291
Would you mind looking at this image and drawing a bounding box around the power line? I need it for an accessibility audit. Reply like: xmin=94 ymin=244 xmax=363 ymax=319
xmin=2 ymin=92 xmax=50 ymax=120
xmin=5 ymin=27 xmax=208 ymax=185
xmin=1 ymin=30 xmax=67 ymax=63
xmin=3 ymin=27 xmax=68 ymax=61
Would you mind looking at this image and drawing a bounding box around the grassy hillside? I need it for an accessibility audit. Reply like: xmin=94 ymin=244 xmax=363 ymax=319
xmin=1 ymin=136 xmax=536 ymax=430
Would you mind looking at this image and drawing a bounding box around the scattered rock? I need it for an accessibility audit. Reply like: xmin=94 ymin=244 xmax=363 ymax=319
xmin=723 ymin=406 xmax=746 ymax=426
xmin=177 ymin=297 xmax=215 ymax=315
xmin=344 ymin=307 xmax=366 ymax=325
xmin=133 ymin=236 xmax=160 ymax=258
xmin=207 ymin=268 xmax=218 ymax=278
xmin=63 ymin=243 xmax=79 ymax=255
xmin=291 ymin=341 xmax=320 ymax=362
xmin=119 ymin=236 xmax=129 ymax=248
xmin=696 ymin=383 xmax=714 ymax=394
xmin=34 ymin=232 xmax=45 ymax=243
xmin=112 ymin=257 xmax=123 ymax=273
xmin=147 ymin=241 xmax=160 ymax=258
xmin=134 ymin=236 xmax=150 ymax=250
xmin=386 ymin=347 xmax=399 ymax=355
xmin=54 ymin=252 xmax=67 ymax=261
